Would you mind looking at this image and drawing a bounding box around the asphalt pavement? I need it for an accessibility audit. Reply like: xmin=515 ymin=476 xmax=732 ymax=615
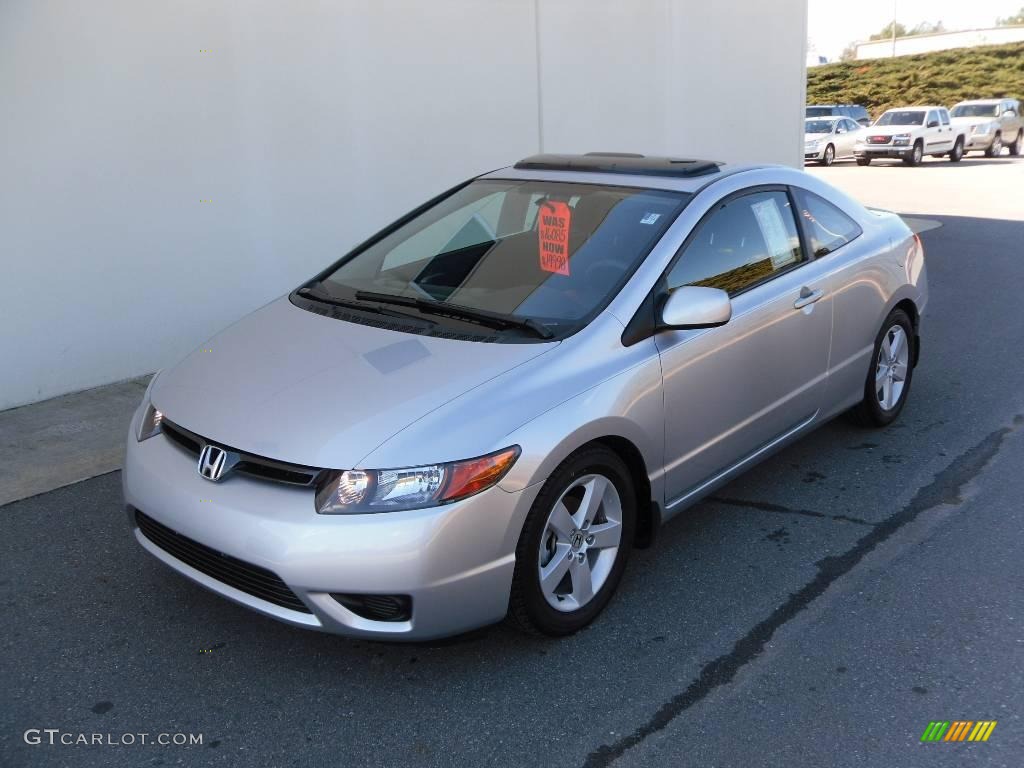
xmin=2 ymin=163 xmax=1023 ymax=768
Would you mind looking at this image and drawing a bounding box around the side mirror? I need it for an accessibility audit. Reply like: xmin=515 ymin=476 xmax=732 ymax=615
xmin=660 ymin=286 xmax=732 ymax=330
xmin=927 ymin=120 xmax=939 ymax=128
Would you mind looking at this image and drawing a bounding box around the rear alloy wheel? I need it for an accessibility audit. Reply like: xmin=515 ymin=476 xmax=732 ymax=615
xmin=508 ymin=446 xmax=635 ymax=636
xmin=948 ymin=138 xmax=964 ymax=162
xmin=846 ymin=308 xmax=915 ymax=427
xmin=822 ymin=144 xmax=835 ymax=166
xmin=1009 ymin=131 xmax=1023 ymax=156
xmin=903 ymin=142 xmax=923 ymax=166
xmin=985 ymin=133 xmax=1003 ymax=157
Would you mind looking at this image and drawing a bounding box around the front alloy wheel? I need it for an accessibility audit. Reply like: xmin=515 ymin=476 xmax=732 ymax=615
xmin=986 ymin=134 xmax=1003 ymax=157
xmin=822 ymin=144 xmax=835 ymax=166
xmin=509 ymin=446 xmax=635 ymax=636
xmin=904 ymin=142 xmax=923 ymax=166
xmin=538 ymin=474 xmax=622 ymax=612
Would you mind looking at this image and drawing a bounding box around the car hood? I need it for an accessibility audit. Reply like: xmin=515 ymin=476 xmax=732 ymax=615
xmin=151 ymin=297 xmax=557 ymax=469
xmin=804 ymin=132 xmax=832 ymax=140
xmin=951 ymin=116 xmax=995 ymax=128
xmin=863 ymin=126 xmax=919 ymax=137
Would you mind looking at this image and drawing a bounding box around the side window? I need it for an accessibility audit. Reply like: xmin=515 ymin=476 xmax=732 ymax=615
xmin=926 ymin=110 xmax=939 ymax=127
xmin=792 ymin=188 xmax=863 ymax=257
xmin=847 ymin=119 xmax=860 ymax=132
xmin=940 ymin=109 xmax=950 ymax=126
xmin=835 ymin=121 xmax=847 ymax=134
xmin=667 ymin=191 xmax=804 ymax=295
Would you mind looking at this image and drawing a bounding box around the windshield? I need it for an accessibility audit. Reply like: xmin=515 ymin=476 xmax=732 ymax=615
xmin=876 ymin=110 xmax=925 ymax=126
xmin=312 ymin=179 xmax=689 ymax=339
xmin=805 ymin=107 xmax=834 ymax=117
xmin=950 ymin=104 xmax=999 ymax=118
xmin=805 ymin=119 xmax=837 ymax=134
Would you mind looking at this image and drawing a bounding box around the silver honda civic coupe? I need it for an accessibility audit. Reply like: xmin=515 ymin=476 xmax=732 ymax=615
xmin=124 ymin=153 xmax=927 ymax=640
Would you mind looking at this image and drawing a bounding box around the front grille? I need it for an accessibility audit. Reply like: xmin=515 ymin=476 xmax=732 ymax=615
xmin=868 ymin=135 xmax=892 ymax=144
xmin=161 ymin=419 xmax=322 ymax=487
xmin=134 ymin=508 xmax=311 ymax=613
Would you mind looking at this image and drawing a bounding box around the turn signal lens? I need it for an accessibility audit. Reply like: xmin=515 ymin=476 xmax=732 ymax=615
xmin=315 ymin=446 xmax=520 ymax=515
xmin=442 ymin=447 xmax=520 ymax=503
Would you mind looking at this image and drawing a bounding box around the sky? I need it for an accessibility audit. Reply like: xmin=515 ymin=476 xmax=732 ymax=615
xmin=808 ymin=0 xmax=1024 ymax=60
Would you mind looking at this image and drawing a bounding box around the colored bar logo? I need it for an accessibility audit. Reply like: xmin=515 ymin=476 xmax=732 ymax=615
xmin=921 ymin=721 xmax=997 ymax=742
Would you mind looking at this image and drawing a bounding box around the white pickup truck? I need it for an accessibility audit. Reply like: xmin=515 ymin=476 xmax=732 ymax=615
xmin=854 ymin=106 xmax=967 ymax=166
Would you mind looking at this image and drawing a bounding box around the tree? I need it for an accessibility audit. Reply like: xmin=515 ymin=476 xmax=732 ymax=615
xmin=839 ymin=42 xmax=859 ymax=62
xmin=996 ymin=7 xmax=1024 ymax=25
xmin=869 ymin=21 xmax=908 ymax=40
xmin=908 ymin=21 xmax=945 ymax=35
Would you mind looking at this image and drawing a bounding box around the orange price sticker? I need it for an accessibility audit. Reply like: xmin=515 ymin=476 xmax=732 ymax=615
xmin=538 ymin=201 xmax=571 ymax=275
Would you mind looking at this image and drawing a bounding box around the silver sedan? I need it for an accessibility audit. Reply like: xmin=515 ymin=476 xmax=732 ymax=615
xmin=124 ymin=154 xmax=927 ymax=640
xmin=805 ymin=117 xmax=865 ymax=165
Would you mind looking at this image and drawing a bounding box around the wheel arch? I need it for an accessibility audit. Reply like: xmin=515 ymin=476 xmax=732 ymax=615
xmin=590 ymin=435 xmax=659 ymax=549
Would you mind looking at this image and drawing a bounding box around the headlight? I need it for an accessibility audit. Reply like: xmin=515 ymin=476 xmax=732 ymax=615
xmin=137 ymin=402 xmax=163 ymax=441
xmin=804 ymin=140 xmax=819 ymax=150
xmin=315 ymin=446 xmax=520 ymax=514
xmin=892 ymin=133 xmax=911 ymax=145
xmin=973 ymin=123 xmax=992 ymax=135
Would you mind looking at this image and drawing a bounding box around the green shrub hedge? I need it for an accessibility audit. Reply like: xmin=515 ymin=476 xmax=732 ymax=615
xmin=807 ymin=41 xmax=1024 ymax=119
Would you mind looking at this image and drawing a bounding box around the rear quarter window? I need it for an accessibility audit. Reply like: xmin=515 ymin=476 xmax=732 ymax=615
xmin=792 ymin=188 xmax=863 ymax=257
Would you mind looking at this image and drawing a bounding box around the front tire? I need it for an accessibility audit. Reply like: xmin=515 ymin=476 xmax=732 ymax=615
xmin=822 ymin=144 xmax=835 ymax=166
xmin=856 ymin=157 xmax=871 ymax=166
xmin=1009 ymin=130 xmax=1023 ymax=156
xmin=846 ymin=308 xmax=915 ymax=428
xmin=948 ymin=138 xmax=964 ymax=162
xmin=985 ymin=133 xmax=1003 ymax=157
xmin=508 ymin=446 xmax=636 ymax=636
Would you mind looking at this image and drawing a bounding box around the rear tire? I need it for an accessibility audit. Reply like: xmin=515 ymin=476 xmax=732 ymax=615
xmin=948 ymin=138 xmax=964 ymax=162
xmin=985 ymin=133 xmax=1003 ymax=157
xmin=1009 ymin=130 xmax=1023 ymax=156
xmin=507 ymin=446 xmax=636 ymax=637
xmin=846 ymin=308 xmax=916 ymax=428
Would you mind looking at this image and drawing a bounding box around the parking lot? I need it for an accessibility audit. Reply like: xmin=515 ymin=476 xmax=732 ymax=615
xmin=3 ymin=158 xmax=1023 ymax=768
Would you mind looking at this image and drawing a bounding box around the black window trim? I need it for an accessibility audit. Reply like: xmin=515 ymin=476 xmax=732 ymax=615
xmin=621 ymin=184 xmax=812 ymax=346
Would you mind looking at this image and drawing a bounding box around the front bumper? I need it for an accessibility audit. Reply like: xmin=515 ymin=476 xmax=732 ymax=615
xmin=854 ymin=145 xmax=912 ymax=159
xmin=804 ymin=147 xmax=825 ymax=161
xmin=123 ymin=411 xmax=540 ymax=640
xmin=965 ymin=133 xmax=995 ymax=150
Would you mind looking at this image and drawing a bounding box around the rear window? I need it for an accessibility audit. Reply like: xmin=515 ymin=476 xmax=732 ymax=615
xmin=314 ymin=179 xmax=689 ymax=338
xmin=806 ymin=106 xmax=834 ymax=117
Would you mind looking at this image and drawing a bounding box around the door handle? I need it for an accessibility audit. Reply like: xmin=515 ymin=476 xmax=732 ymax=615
xmin=793 ymin=287 xmax=824 ymax=309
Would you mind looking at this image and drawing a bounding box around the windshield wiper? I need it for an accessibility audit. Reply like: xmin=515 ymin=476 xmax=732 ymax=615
xmin=297 ymin=287 xmax=436 ymax=326
xmin=354 ymin=290 xmax=554 ymax=340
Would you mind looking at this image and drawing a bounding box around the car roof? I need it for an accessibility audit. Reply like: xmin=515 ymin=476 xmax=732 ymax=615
xmin=954 ymin=98 xmax=1004 ymax=105
xmin=883 ymin=106 xmax=945 ymax=111
xmin=479 ymin=153 xmax=763 ymax=194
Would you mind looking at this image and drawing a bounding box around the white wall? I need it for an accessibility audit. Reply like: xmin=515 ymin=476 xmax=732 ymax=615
xmin=0 ymin=0 xmax=806 ymax=410
xmin=855 ymin=25 xmax=1024 ymax=59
